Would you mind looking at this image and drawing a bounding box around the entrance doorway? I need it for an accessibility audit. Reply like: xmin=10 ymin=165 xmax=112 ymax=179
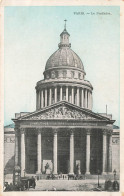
xmin=58 ymin=155 xmax=69 ymax=174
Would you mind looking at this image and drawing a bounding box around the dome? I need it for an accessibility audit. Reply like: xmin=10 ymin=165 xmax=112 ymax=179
xmin=45 ymin=47 xmax=84 ymax=71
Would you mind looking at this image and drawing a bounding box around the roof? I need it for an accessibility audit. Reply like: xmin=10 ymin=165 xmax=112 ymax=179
xmin=113 ymin=125 xmax=120 ymax=129
xmin=4 ymin=124 xmax=15 ymax=128
xmin=45 ymin=48 xmax=84 ymax=71
xmin=60 ymin=29 xmax=70 ymax=36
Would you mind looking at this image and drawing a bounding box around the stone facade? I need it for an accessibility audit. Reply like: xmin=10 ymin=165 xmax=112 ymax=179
xmin=4 ymin=124 xmax=120 ymax=176
xmin=4 ymin=124 xmax=15 ymax=174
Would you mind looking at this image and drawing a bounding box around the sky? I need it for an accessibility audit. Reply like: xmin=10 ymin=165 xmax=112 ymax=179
xmin=4 ymin=6 xmax=120 ymax=126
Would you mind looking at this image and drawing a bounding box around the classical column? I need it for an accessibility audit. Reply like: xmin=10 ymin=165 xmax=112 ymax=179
xmin=15 ymin=129 xmax=19 ymax=166
xmin=66 ymin=86 xmax=68 ymax=102
xmin=41 ymin=90 xmax=44 ymax=108
xmin=86 ymin=130 xmax=91 ymax=174
xmin=37 ymin=91 xmax=40 ymax=109
xmin=21 ymin=128 xmax=25 ymax=177
xmin=60 ymin=86 xmax=62 ymax=101
xmin=36 ymin=91 xmax=38 ymax=110
xmin=45 ymin=88 xmax=47 ymax=107
xmin=108 ymin=131 xmax=112 ymax=173
xmin=77 ymin=87 xmax=80 ymax=106
xmin=85 ymin=89 xmax=88 ymax=108
xmin=102 ymin=130 xmax=107 ymax=174
xmin=81 ymin=88 xmax=84 ymax=108
xmin=69 ymin=131 xmax=74 ymax=174
xmin=53 ymin=130 xmax=57 ymax=174
xmin=71 ymin=87 xmax=74 ymax=104
xmin=90 ymin=92 xmax=92 ymax=109
xmin=55 ymin=87 xmax=57 ymax=103
xmin=49 ymin=88 xmax=52 ymax=105
xmin=88 ymin=91 xmax=90 ymax=109
xmin=37 ymin=129 xmax=42 ymax=173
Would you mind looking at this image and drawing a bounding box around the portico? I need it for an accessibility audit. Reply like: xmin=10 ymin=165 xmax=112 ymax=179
xmin=13 ymin=101 xmax=114 ymax=177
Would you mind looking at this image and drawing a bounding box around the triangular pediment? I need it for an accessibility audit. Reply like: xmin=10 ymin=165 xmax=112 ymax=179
xmin=17 ymin=101 xmax=110 ymax=121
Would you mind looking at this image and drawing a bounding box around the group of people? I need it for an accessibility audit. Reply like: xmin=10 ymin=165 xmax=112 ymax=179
xmin=4 ymin=176 xmax=36 ymax=191
xmin=4 ymin=182 xmax=23 ymax=191
xmin=104 ymin=179 xmax=119 ymax=191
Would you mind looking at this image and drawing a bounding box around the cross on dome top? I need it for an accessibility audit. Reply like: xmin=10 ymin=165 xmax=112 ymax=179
xmin=64 ymin=19 xmax=67 ymax=30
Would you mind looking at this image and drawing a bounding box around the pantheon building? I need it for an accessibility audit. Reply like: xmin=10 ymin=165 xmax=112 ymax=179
xmin=13 ymin=24 xmax=115 ymax=177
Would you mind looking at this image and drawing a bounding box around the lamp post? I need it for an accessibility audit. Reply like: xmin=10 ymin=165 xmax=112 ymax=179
xmin=13 ymin=166 xmax=21 ymax=185
xmin=113 ymin=169 xmax=116 ymax=181
xmin=97 ymin=169 xmax=100 ymax=188
xmin=4 ymin=169 xmax=6 ymax=185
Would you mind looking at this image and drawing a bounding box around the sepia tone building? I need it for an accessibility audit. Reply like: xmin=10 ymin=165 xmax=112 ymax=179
xmin=10 ymin=25 xmax=119 ymax=177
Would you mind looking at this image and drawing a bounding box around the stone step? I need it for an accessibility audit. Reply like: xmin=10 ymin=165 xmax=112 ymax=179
xmin=34 ymin=173 xmax=119 ymax=181
xmin=85 ymin=174 xmax=119 ymax=180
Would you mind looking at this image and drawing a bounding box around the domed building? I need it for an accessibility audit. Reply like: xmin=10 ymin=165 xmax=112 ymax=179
xmin=13 ymin=23 xmax=115 ymax=178
xmin=36 ymin=26 xmax=93 ymax=110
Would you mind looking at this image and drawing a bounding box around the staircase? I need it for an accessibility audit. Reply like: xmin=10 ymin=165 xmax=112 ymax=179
xmin=35 ymin=173 xmax=119 ymax=181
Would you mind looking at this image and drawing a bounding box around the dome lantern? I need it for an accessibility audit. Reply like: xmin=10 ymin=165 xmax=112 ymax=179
xmin=58 ymin=20 xmax=71 ymax=48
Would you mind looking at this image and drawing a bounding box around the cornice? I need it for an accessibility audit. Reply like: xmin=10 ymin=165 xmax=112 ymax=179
xmin=36 ymin=79 xmax=93 ymax=91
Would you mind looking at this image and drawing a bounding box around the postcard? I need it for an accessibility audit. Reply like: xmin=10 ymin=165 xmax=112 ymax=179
xmin=0 ymin=0 xmax=123 ymax=195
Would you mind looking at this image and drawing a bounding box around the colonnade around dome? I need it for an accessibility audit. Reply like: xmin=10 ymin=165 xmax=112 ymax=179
xmin=36 ymin=85 xmax=92 ymax=110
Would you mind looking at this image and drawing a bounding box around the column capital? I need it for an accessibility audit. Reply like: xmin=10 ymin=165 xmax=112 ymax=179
xmin=70 ymin=131 xmax=74 ymax=135
xmin=53 ymin=128 xmax=58 ymax=134
xmin=37 ymin=128 xmax=41 ymax=134
xmin=107 ymin=129 xmax=113 ymax=135
xmin=20 ymin=128 xmax=25 ymax=134
xmin=69 ymin=128 xmax=75 ymax=135
xmin=15 ymin=131 xmax=20 ymax=137
xmin=86 ymin=129 xmax=91 ymax=135
xmin=14 ymin=127 xmax=19 ymax=134
xmin=102 ymin=129 xmax=107 ymax=135
xmin=14 ymin=125 xmax=19 ymax=130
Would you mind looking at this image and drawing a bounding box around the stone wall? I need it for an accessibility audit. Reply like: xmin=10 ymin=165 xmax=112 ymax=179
xmin=112 ymin=129 xmax=120 ymax=173
xmin=4 ymin=125 xmax=15 ymax=174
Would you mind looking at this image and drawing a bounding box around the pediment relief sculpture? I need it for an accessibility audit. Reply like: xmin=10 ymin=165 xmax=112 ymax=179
xmin=25 ymin=106 xmax=97 ymax=120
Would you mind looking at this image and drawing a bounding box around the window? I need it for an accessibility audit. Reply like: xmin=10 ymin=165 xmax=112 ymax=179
xmin=63 ymin=70 xmax=67 ymax=78
xmin=46 ymin=74 xmax=49 ymax=79
xmin=78 ymin=73 xmax=81 ymax=79
xmin=71 ymin=71 xmax=74 ymax=78
xmin=51 ymin=71 xmax=55 ymax=79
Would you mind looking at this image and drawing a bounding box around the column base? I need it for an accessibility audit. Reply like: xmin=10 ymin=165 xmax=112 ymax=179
xmin=107 ymin=172 xmax=113 ymax=175
xmin=102 ymin=172 xmax=107 ymax=175
xmin=36 ymin=171 xmax=42 ymax=174
xmin=21 ymin=171 xmax=26 ymax=177
xmin=85 ymin=172 xmax=90 ymax=175
xmin=69 ymin=172 xmax=74 ymax=175
xmin=53 ymin=172 xmax=58 ymax=175
xmin=52 ymin=173 xmax=58 ymax=178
